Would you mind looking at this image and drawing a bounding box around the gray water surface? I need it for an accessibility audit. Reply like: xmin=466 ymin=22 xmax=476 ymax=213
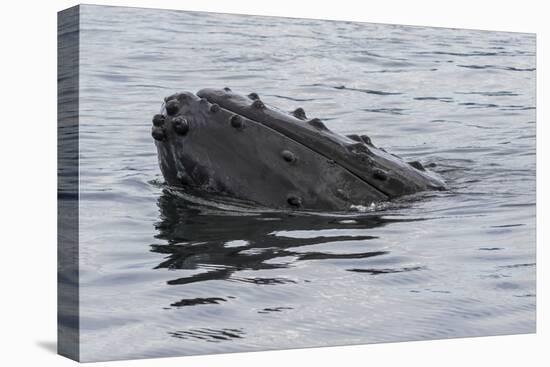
xmin=76 ymin=5 xmax=535 ymax=362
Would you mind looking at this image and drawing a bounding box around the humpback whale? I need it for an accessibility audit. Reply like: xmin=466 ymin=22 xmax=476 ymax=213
xmin=151 ymin=88 xmax=445 ymax=211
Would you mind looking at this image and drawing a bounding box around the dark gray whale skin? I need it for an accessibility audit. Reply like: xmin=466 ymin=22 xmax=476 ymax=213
xmin=151 ymin=88 xmax=446 ymax=211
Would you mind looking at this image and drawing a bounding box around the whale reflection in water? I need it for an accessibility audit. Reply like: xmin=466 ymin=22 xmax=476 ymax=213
xmin=151 ymin=189 xmax=424 ymax=294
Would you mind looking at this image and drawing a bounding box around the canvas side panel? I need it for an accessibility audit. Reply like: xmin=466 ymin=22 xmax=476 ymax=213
xmin=58 ymin=5 xmax=80 ymax=362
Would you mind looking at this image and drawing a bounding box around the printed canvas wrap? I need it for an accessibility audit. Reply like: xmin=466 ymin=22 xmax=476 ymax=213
xmin=58 ymin=4 xmax=536 ymax=362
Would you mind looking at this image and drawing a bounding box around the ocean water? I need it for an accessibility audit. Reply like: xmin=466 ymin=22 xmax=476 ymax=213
xmin=74 ymin=5 xmax=535 ymax=362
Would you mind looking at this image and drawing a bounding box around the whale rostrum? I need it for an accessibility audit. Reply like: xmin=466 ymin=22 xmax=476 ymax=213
xmin=152 ymin=88 xmax=446 ymax=211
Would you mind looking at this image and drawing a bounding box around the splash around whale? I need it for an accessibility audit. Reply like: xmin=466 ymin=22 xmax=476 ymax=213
xmin=151 ymin=88 xmax=446 ymax=211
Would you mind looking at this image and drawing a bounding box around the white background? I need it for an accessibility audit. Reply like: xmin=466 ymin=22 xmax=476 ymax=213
xmin=0 ymin=0 xmax=546 ymax=365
